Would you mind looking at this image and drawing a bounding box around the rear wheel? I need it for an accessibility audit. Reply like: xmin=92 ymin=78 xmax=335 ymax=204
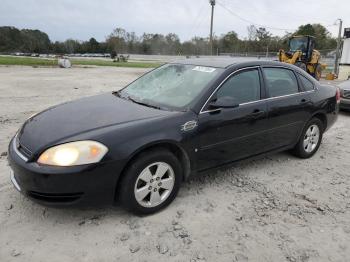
xmin=292 ymin=118 xmax=323 ymax=158
xmin=119 ymin=148 xmax=182 ymax=214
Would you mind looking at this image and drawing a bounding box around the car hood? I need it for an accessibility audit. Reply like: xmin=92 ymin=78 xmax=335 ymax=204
xmin=18 ymin=93 xmax=174 ymax=154
xmin=338 ymin=80 xmax=350 ymax=90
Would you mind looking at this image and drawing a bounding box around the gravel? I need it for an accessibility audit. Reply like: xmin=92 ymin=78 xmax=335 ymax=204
xmin=0 ymin=66 xmax=350 ymax=261
xmin=157 ymin=243 xmax=169 ymax=254
xmin=129 ymin=244 xmax=141 ymax=253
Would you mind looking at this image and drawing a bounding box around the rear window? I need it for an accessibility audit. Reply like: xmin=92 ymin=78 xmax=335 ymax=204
xmin=263 ymin=68 xmax=299 ymax=97
xmin=298 ymin=73 xmax=314 ymax=91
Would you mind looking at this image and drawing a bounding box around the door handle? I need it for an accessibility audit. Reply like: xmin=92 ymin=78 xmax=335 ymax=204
xmin=248 ymin=110 xmax=265 ymax=119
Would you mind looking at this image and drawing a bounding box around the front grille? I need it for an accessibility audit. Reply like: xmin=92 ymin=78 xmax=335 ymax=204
xmin=28 ymin=191 xmax=83 ymax=203
xmin=343 ymin=90 xmax=350 ymax=99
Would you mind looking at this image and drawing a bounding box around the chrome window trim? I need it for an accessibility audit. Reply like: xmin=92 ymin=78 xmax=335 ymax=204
xmin=297 ymin=72 xmax=316 ymax=91
xmin=199 ymin=64 xmax=316 ymax=114
xmin=201 ymin=90 xmax=315 ymax=114
xmin=240 ymin=89 xmax=315 ymax=105
xmin=13 ymin=134 xmax=29 ymax=162
xmin=262 ymin=65 xmax=319 ymax=91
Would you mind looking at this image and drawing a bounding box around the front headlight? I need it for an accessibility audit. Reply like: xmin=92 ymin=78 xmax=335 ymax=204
xmin=37 ymin=141 xmax=108 ymax=166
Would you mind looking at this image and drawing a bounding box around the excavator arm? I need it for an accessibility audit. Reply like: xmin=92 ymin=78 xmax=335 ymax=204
xmin=278 ymin=49 xmax=302 ymax=64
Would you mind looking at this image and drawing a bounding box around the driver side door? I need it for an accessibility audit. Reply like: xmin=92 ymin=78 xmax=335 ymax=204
xmin=197 ymin=67 xmax=270 ymax=170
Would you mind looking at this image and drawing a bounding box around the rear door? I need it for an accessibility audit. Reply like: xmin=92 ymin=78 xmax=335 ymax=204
xmin=197 ymin=67 xmax=270 ymax=170
xmin=262 ymin=67 xmax=312 ymax=149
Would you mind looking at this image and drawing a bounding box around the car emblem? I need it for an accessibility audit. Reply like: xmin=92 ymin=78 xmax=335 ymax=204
xmin=181 ymin=120 xmax=198 ymax=131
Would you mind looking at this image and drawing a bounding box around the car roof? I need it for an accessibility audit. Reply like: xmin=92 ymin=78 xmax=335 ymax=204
xmin=172 ymin=57 xmax=292 ymax=69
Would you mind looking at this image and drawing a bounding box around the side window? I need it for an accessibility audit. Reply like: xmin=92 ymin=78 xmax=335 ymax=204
xmin=298 ymin=73 xmax=314 ymax=91
xmin=216 ymin=69 xmax=260 ymax=104
xmin=263 ymin=68 xmax=299 ymax=97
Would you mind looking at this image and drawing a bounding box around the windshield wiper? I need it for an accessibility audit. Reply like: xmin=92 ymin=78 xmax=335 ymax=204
xmin=126 ymin=96 xmax=162 ymax=110
xmin=113 ymin=91 xmax=163 ymax=110
xmin=113 ymin=91 xmax=121 ymax=97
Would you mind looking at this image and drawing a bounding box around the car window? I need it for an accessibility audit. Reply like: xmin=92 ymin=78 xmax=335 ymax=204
xmin=298 ymin=73 xmax=314 ymax=91
xmin=264 ymin=68 xmax=299 ymax=97
xmin=216 ymin=69 xmax=260 ymax=104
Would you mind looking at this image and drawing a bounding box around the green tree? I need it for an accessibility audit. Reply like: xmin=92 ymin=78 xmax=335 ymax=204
xmin=293 ymin=24 xmax=336 ymax=50
xmin=106 ymin=28 xmax=127 ymax=54
xmin=255 ymin=27 xmax=271 ymax=42
xmin=0 ymin=26 xmax=50 ymax=53
xmin=125 ymin=32 xmax=138 ymax=53
xmin=87 ymin=38 xmax=100 ymax=53
xmin=294 ymin=24 xmax=316 ymax=36
xmin=219 ymin=31 xmax=240 ymax=53
xmin=0 ymin=26 xmax=23 ymax=52
xmin=165 ymin=33 xmax=181 ymax=55
xmin=51 ymin=41 xmax=66 ymax=54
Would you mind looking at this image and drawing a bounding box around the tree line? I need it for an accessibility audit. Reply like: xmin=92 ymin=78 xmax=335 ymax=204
xmin=0 ymin=24 xmax=337 ymax=56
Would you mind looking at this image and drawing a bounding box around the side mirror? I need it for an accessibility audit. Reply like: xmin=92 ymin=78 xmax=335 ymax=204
xmin=208 ymin=96 xmax=239 ymax=109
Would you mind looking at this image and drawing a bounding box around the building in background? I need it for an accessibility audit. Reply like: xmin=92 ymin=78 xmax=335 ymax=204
xmin=339 ymin=28 xmax=350 ymax=80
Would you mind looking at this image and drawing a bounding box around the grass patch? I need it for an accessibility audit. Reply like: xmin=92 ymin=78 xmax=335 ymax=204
xmin=0 ymin=56 xmax=160 ymax=68
xmin=71 ymin=59 xmax=160 ymax=68
xmin=0 ymin=56 xmax=57 ymax=66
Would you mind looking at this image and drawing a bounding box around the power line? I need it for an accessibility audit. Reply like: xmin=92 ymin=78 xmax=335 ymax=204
xmin=218 ymin=0 xmax=340 ymax=34
xmin=325 ymin=24 xmax=337 ymax=28
xmin=220 ymin=0 xmax=315 ymax=22
xmin=217 ymin=0 xmax=295 ymax=31
xmin=187 ymin=0 xmax=207 ymax=40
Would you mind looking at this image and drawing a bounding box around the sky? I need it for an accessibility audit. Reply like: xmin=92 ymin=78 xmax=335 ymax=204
xmin=0 ymin=0 xmax=349 ymax=42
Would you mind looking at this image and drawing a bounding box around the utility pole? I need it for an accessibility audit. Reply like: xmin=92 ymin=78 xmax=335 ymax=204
xmin=334 ymin=18 xmax=343 ymax=76
xmin=209 ymin=0 xmax=215 ymax=56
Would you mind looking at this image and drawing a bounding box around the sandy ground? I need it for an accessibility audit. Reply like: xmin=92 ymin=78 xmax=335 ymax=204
xmin=0 ymin=66 xmax=350 ymax=262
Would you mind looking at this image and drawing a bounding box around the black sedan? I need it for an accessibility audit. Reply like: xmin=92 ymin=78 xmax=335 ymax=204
xmin=8 ymin=59 xmax=339 ymax=214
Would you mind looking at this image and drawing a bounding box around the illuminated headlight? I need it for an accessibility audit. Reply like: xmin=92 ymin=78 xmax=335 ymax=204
xmin=37 ymin=141 xmax=108 ymax=166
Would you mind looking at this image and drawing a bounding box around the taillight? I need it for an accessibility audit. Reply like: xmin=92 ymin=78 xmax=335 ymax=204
xmin=336 ymin=88 xmax=341 ymax=103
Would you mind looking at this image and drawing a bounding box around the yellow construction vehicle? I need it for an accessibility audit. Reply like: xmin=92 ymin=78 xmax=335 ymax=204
xmin=278 ymin=35 xmax=325 ymax=80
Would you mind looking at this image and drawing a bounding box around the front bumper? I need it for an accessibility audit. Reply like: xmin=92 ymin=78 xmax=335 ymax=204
xmin=340 ymin=97 xmax=350 ymax=110
xmin=8 ymin=138 xmax=124 ymax=206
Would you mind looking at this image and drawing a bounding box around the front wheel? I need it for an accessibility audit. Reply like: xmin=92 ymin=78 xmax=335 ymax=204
xmin=292 ymin=118 xmax=323 ymax=158
xmin=118 ymin=149 xmax=182 ymax=214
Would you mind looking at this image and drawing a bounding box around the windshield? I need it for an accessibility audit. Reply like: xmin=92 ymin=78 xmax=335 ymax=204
xmin=289 ymin=37 xmax=308 ymax=52
xmin=118 ymin=63 xmax=223 ymax=110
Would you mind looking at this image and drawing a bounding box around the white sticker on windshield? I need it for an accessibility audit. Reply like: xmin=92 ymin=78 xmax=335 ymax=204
xmin=192 ymin=66 xmax=216 ymax=73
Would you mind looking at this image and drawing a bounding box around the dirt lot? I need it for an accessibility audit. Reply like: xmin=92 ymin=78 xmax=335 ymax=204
xmin=1 ymin=66 xmax=350 ymax=262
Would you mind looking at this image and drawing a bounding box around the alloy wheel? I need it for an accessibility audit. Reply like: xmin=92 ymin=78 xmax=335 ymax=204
xmin=303 ymin=124 xmax=320 ymax=153
xmin=134 ymin=162 xmax=175 ymax=208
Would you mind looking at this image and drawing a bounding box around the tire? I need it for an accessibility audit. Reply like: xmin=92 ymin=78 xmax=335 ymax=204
xmin=118 ymin=148 xmax=182 ymax=215
xmin=292 ymin=118 xmax=324 ymax=158
xmin=295 ymin=62 xmax=307 ymax=71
